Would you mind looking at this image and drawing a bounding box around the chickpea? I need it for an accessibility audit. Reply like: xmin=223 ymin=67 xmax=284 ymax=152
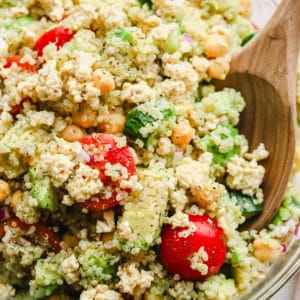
xmin=208 ymin=58 xmax=230 ymax=80
xmin=171 ymin=120 xmax=194 ymax=148
xmin=144 ymin=292 xmax=163 ymax=300
xmin=102 ymin=232 xmax=114 ymax=243
xmin=92 ymin=69 xmax=115 ymax=94
xmin=0 ymin=180 xmax=10 ymax=202
xmin=204 ymin=34 xmax=228 ymax=58
xmin=98 ymin=112 xmax=126 ymax=134
xmin=191 ymin=187 xmax=210 ymax=207
xmin=11 ymin=190 xmax=23 ymax=213
xmin=253 ymin=238 xmax=282 ymax=262
xmin=61 ymin=124 xmax=84 ymax=142
xmin=72 ymin=108 xmax=97 ymax=129
xmin=239 ymin=0 xmax=251 ymax=17
xmin=62 ymin=233 xmax=79 ymax=248
xmin=47 ymin=294 xmax=62 ymax=300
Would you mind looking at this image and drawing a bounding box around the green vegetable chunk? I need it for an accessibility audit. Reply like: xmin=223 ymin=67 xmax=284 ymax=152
xmin=164 ymin=27 xmax=180 ymax=54
xmin=30 ymin=256 xmax=64 ymax=300
xmin=229 ymin=190 xmax=263 ymax=219
xmin=5 ymin=16 xmax=34 ymax=33
xmin=119 ymin=166 xmax=176 ymax=251
xmin=241 ymin=31 xmax=257 ymax=46
xmin=124 ymin=107 xmax=175 ymax=146
xmin=115 ymin=27 xmax=132 ymax=43
xmin=78 ymin=247 xmax=118 ymax=283
xmin=29 ymin=165 xmax=58 ymax=212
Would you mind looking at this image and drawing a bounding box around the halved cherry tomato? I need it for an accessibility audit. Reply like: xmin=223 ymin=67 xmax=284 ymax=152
xmin=160 ymin=214 xmax=226 ymax=281
xmin=0 ymin=218 xmax=61 ymax=253
xmin=35 ymin=26 xmax=76 ymax=56
xmin=79 ymin=133 xmax=136 ymax=211
xmin=78 ymin=197 xmax=119 ymax=212
xmin=4 ymin=55 xmax=37 ymax=73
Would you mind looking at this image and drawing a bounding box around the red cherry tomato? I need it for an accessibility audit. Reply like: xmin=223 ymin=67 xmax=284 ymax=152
xmin=9 ymin=98 xmax=32 ymax=116
xmin=4 ymin=55 xmax=37 ymax=73
xmin=79 ymin=133 xmax=136 ymax=211
xmin=160 ymin=214 xmax=226 ymax=281
xmin=35 ymin=26 xmax=76 ymax=56
xmin=78 ymin=197 xmax=119 ymax=212
xmin=0 ymin=218 xmax=61 ymax=253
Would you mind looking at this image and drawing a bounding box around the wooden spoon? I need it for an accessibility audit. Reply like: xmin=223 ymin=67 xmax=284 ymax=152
xmin=214 ymin=0 xmax=299 ymax=230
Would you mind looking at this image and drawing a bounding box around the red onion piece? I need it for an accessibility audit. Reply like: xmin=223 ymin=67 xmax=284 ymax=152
xmin=183 ymin=33 xmax=192 ymax=44
xmin=0 ymin=206 xmax=10 ymax=222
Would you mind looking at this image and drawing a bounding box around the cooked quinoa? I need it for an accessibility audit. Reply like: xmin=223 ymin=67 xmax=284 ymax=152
xmin=0 ymin=0 xmax=300 ymax=299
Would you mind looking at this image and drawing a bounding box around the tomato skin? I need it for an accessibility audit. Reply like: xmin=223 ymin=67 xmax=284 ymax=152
xmin=0 ymin=218 xmax=61 ymax=253
xmin=9 ymin=98 xmax=31 ymax=116
xmin=78 ymin=197 xmax=119 ymax=211
xmin=160 ymin=214 xmax=226 ymax=281
xmin=35 ymin=26 xmax=76 ymax=56
xmin=79 ymin=133 xmax=136 ymax=211
xmin=4 ymin=55 xmax=37 ymax=73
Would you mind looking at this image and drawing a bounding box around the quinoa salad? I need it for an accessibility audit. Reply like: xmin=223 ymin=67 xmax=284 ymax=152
xmin=0 ymin=0 xmax=300 ymax=299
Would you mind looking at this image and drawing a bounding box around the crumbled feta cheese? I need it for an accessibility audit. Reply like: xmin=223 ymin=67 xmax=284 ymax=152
xmin=96 ymin=210 xmax=115 ymax=234
xmin=41 ymin=153 xmax=75 ymax=187
xmin=80 ymin=284 xmax=122 ymax=300
xmin=36 ymin=60 xmax=63 ymax=101
xmin=66 ymin=164 xmax=103 ymax=202
xmin=0 ymin=284 xmax=15 ymax=298
xmin=226 ymin=156 xmax=265 ymax=195
xmin=116 ymin=263 xmax=153 ymax=295
xmin=61 ymin=254 xmax=80 ymax=284
xmin=176 ymin=153 xmax=213 ymax=189
xmin=121 ymin=81 xmax=155 ymax=104
xmin=29 ymin=110 xmax=55 ymax=127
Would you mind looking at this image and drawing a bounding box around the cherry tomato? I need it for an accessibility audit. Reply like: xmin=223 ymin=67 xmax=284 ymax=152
xmin=160 ymin=214 xmax=226 ymax=281
xmin=35 ymin=26 xmax=76 ymax=56
xmin=0 ymin=218 xmax=61 ymax=253
xmin=79 ymin=133 xmax=136 ymax=211
xmin=78 ymin=197 xmax=119 ymax=212
xmin=9 ymin=98 xmax=32 ymax=116
xmin=4 ymin=55 xmax=37 ymax=73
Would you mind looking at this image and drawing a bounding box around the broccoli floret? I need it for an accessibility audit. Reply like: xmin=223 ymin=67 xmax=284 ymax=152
xmin=5 ymin=16 xmax=34 ymax=33
xmin=29 ymin=165 xmax=58 ymax=212
xmin=229 ymin=190 xmax=263 ymax=219
xmin=115 ymin=27 xmax=132 ymax=43
xmin=78 ymin=247 xmax=119 ymax=284
xmin=197 ymin=125 xmax=241 ymax=166
xmin=30 ymin=256 xmax=64 ymax=300
xmin=124 ymin=105 xmax=176 ymax=146
xmin=201 ymin=88 xmax=245 ymax=126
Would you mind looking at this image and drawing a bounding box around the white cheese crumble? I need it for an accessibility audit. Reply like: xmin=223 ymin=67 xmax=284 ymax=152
xmin=96 ymin=210 xmax=115 ymax=234
xmin=61 ymin=254 xmax=80 ymax=284
xmin=116 ymin=263 xmax=153 ymax=295
xmin=66 ymin=164 xmax=103 ymax=202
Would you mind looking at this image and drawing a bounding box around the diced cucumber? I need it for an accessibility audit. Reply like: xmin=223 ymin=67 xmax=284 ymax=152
xmin=123 ymin=107 xmax=175 ymax=146
xmin=115 ymin=27 xmax=132 ymax=44
xmin=119 ymin=166 xmax=176 ymax=251
xmin=5 ymin=16 xmax=34 ymax=33
xmin=29 ymin=165 xmax=58 ymax=212
xmin=229 ymin=190 xmax=263 ymax=219
xmin=164 ymin=27 xmax=180 ymax=54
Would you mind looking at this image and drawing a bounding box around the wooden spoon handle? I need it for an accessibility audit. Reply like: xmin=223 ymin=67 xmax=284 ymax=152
xmin=231 ymin=0 xmax=300 ymax=104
